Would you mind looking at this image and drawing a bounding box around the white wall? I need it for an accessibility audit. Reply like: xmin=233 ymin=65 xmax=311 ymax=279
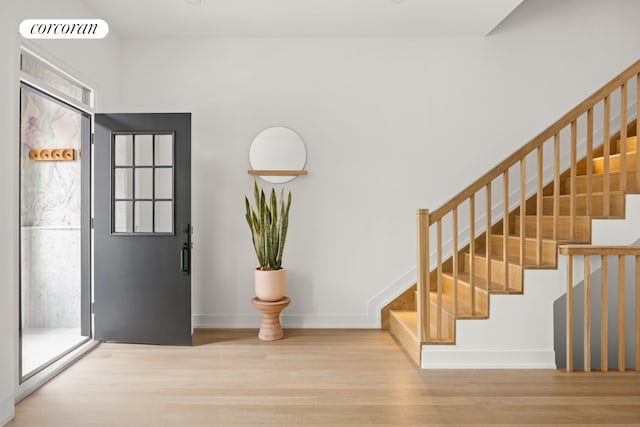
xmin=117 ymin=0 xmax=640 ymax=330
xmin=0 ymin=1 xmax=121 ymax=424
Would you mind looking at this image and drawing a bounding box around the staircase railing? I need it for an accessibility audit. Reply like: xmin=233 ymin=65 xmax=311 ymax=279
xmin=559 ymin=245 xmax=640 ymax=372
xmin=417 ymin=60 xmax=640 ymax=344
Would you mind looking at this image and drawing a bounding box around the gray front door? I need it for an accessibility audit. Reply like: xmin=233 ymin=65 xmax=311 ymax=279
xmin=94 ymin=113 xmax=191 ymax=345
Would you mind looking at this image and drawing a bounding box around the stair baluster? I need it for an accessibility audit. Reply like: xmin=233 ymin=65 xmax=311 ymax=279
xmin=587 ymin=109 xmax=594 ymax=216
xmin=519 ymin=159 xmax=526 ymax=264
xmin=554 ymin=133 xmax=561 ymax=240
xmin=453 ymin=207 xmax=459 ymax=317
xmin=486 ymin=184 xmax=492 ymax=293
xmin=601 ymin=256 xmax=608 ymax=372
xmin=618 ymin=255 xmax=625 ymax=372
xmin=621 ymin=83 xmax=628 ymax=193
xmin=603 ymin=95 xmax=611 ymax=216
xmin=570 ymin=121 xmax=577 ymax=240
xmin=503 ymin=171 xmax=509 ymax=291
xmin=537 ymin=145 xmax=543 ymax=265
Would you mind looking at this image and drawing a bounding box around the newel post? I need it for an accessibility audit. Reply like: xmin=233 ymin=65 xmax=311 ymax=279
xmin=416 ymin=209 xmax=430 ymax=344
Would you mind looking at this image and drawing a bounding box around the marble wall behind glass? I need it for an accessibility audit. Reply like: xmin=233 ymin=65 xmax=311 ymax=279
xmin=20 ymin=87 xmax=82 ymax=329
xmin=21 ymin=227 xmax=80 ymax=328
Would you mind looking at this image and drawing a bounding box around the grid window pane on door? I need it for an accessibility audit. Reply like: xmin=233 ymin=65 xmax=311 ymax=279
xmin=112 ymin=133 xmax=174 ymax=235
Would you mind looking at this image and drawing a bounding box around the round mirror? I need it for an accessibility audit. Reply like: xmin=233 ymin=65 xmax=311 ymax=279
xmin=249 ymin=126 xmax=307 ymax=184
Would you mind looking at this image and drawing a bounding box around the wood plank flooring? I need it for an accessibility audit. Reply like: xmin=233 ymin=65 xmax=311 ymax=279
xmin=8 ymin=329 xmax=640 ymax=426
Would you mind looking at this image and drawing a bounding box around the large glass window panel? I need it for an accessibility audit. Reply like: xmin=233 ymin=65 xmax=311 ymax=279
xmin=19 ymin=84 xmax=90 ymax=380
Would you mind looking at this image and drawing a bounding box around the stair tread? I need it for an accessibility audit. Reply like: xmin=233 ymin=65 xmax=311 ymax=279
xmin=390 ymin=310 xmax=440 ymax=341
xmin=542 ymin=191 xmax=624 ymax=199
xmin=514 ymin=214 xmax=591 ymax=219
xmin=490 ymin=234 xmax=556 ymax=244
xmin=593 ymin=150 xmax=637 ymax=161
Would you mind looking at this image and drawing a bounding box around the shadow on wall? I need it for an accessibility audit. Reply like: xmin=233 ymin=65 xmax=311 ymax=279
xmin=554 ymin=249 xmax=639 ymax=370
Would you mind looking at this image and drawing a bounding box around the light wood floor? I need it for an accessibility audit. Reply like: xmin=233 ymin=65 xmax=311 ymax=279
xmin=8 ymin=329 xmax=640 ymax=426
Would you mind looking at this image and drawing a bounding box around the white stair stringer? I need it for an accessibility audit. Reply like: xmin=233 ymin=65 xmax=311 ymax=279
xmin=421 ymin=195 xmax=640 ymax=369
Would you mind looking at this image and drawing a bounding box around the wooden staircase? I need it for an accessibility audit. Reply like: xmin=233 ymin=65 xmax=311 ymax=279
xmin=384 ymin=60 xmax=640 ymax=367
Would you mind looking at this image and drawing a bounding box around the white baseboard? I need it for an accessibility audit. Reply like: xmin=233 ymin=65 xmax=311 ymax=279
xmin=421 ymin=348 xmax=556 ymax=369
xmin=194 ymin=266 xmax=418 ymax=329
xmin=0 ymin=393 xmax=14 ymax=427
xmin=193 ymin=313 xmax=375 ymax=329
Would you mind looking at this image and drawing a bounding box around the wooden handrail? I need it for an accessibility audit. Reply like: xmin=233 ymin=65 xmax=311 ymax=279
xmin=559 ymin=245 xmax=640 ymax=256
xmin=429 ymin=59 xmax=640 ymax=225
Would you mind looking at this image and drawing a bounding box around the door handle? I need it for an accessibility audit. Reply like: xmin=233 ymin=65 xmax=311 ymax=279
xmin=180 ymin=244 xmax=190 ymax=274
xmin=180 ymin=223 xmax=191 ymax=275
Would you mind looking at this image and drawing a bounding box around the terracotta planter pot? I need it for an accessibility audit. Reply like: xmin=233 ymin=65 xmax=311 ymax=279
xmin=254 ymin=268 xmax=286 ymax=302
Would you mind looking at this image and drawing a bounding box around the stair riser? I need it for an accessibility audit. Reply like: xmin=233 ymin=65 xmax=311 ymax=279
xmin=512 ymin=216 xmax=591 ymax=242
xmin=428 ymin=301 xmax=455 ymax=341
xmin=488 ymin=235 xmax=556 ymax=266
xmin=389 ymin=313 xmax=421 ymax=364
xmin=541 ymin=194 xmax=625 ymax=217
xmin=614 ymin=136 xmax=637 ymax=154
xmin=463 ymin=253 xmax=523 ymax=292
xmin=593 ymin=152 xmax=637 ymax=174
xmin=441 ymin=274 xmax=489 ymax=317
xmin=564 ymin=171 xmax=638 ymax=194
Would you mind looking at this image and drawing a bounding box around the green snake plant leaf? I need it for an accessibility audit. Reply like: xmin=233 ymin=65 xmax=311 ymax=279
xmin=245 ymin=179 xmax=293 ymax=271
xmin=275 ymin=189 xmax=292 ymax=269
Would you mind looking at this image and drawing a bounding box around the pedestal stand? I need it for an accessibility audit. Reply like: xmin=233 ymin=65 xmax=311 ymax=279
xmin=251 ymin=296 xmax=290 ymax=341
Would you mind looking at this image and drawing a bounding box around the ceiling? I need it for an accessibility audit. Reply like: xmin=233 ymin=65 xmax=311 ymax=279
xmin=82 ymin=0 xmax=523 ymax=38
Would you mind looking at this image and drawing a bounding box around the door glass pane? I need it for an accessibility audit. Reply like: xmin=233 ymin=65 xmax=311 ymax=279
xmin=155 ymin=168 xmax=173 ymax=199
xmin=114 ymin=201 xmax=133 ymax=233
xmin=155 ymin=201 xmax=173 ymax=233
xmin=20 ymin=85 xmax=90 ymax=379
xmin=134 ymin=135 xmax=153 ymax=166
xmin=114 ymin=135 xmax=133 ymax=166
xmin=134 ymin=201 xmax=153 ymax=232
xmin=155 ymin=134 xmax=173 ymax=166
xmin=135 ymin=168 xmax=153 ymax=199
xmin=114 ymin=169 xmax=132 ymax=199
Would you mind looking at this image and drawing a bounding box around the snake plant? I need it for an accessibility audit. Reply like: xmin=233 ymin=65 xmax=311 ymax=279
xmin=245 ymin=179 xmax=292 ymax=270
